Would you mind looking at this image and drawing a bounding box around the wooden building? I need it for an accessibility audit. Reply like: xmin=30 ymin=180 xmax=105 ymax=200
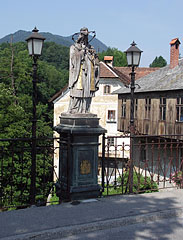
xmin=115 ymin=38 xmax=183 ymax=137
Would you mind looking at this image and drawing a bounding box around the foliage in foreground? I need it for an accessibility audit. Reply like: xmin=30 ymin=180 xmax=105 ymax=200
xmin=103 ymin=170 xmax=158 ymax=195
xmin=0 ymin=138 xmax=55 ymax=210
xmin=172 ymin=171 xmax=183 ymax=188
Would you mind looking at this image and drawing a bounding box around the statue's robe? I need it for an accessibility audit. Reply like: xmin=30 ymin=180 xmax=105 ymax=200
xmin=68 ymin=43 xmax=99 ymax=113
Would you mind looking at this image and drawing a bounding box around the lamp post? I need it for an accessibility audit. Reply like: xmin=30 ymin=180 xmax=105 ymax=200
xmin=26 ymin=27 xmax=45 ymax=204
xmin=125 ymin=41 xmax=142 ymax=193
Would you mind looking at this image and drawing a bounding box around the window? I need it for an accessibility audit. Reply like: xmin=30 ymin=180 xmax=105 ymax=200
xmin=176 ymin=97 xmax=183 ymax=122
xmin=134 ymin=99 xmax=138 ymax=119
xmin=104 ymin=85 xmax=111 ymax=94
xmin=159 ymin=97 xmax=166 ymax=120
xmin=145 ymin=98 xmax=151 ymax=119
xmin=121 ymin=99 xmax=126 ymax=118
xmin=107 ymin=137 xmax=115 ymax=146
xmin=107 ymin=110 xmax=116 ymax=122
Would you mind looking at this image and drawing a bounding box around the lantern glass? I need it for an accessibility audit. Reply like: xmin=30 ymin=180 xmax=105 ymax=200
xmin=27 ymin=39 xmax=33 ymax=56
xmin=133 ymin=52 xmax=141 ymax=66
xmin=126 ymin=52 xmax=132 ymax=66
xmin=33 ymin=39 xmax=43 ymax=56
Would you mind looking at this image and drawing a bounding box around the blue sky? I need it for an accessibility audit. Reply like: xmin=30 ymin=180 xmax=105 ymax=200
xmin=1 ymin=0 xmax=183 ymax=66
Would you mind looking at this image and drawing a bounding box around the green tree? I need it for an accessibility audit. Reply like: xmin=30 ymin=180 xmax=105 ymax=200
xmin=0 ymin=41 xmax=70 ymax=208
xmin=0 ymin=83 xmax=30 ymax=139
xmin=37 ymin=61 xmax=68 ymax=104
xmin=98 ymin=47 xmax=127 ymax=67
xmin=149 ymin=56 xmax=167 ymax=68
xmin=40 ymin=42 xmax=69 ymax=71
xmin=0 ymin=41 xmax=69 ymax=137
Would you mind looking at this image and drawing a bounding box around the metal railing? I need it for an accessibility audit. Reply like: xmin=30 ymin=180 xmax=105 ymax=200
xmin=1 ymin=134 xmax=183 ymax=210
xmin=101 ymin=134 xmax=183 ymax=196
xmin=0 ymin=137 xmax=59 ymax=210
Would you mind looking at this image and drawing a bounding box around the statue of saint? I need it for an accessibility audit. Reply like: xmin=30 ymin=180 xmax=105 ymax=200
xmin=68 ymin=27 xmax=99 ymax=114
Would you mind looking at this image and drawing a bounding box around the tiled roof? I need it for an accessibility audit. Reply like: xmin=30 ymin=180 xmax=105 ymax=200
xmin=114 ymin=67 xmax=159 ymax=80
xmin=114 ymin=59 xmax=183 ymax=94
xmin=100 ymin=62 xmax=131 ymax=86
xmin=99 ymin=62 xmax=117 ymax=78
xmin=100 ymin=61 xmax=158 ymax=81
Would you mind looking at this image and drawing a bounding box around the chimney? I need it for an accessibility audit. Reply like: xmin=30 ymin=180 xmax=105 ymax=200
xmin=104 ymin=56 xmax=114 ymax=67
xmin=169 ymin=38 xmax=181 ymax=69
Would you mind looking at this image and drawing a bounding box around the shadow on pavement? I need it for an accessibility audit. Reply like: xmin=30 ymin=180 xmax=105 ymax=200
xmin=0 ymin=190 xmax=183 ymax=239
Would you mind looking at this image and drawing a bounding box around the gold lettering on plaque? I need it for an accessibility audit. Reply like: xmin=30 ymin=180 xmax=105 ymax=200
xmin=80 ymin=160 xmax=91 ymax=175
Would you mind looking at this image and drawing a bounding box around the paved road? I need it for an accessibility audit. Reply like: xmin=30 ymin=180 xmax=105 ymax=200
xmin=59 ymin=216 xmax=183 ymax=240
xmin=1 ymin=190 xmax=183 ymax=240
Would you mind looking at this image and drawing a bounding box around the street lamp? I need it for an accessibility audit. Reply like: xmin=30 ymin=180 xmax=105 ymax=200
xmin=125 ymin=41 xmax=143 ymax=131
xmin=26 ymin=27 xmax=45 ymax=205
xmin=125 ymin=41 xmax=142 ymax=193
xmin=125 ymin=41 xmax=142 ymax=68
xmin=26 ymin=27 xmax=45 ymax=57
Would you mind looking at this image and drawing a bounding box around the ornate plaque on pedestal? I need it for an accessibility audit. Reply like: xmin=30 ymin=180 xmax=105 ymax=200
xmin=80 ymin=160 xmax=91 ymax=175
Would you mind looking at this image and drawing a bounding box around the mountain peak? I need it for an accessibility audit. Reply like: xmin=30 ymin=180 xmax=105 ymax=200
xmin=0 ymin=30 xmax=108 ymax=52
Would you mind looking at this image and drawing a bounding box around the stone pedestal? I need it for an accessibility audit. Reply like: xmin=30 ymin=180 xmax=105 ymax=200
xmin=54 ymin=113 xmax=106 ymax=201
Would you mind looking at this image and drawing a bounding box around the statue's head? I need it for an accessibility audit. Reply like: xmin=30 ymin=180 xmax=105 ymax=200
xmin=76 ymin=27 xmax=89 ymax=45
xmin=80 ymin=27 xmax=89 ymax=36
xmin=72 ymin=27 xmax=95 ymax=46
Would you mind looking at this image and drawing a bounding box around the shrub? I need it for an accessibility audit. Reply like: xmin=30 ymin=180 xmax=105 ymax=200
xmin=172 ymin=171 xmax=183 ymax=188
xmin=118 ymin=170 xmax=158 ymax=193
xmin=103 ymin=170 xmax=158 ymax=196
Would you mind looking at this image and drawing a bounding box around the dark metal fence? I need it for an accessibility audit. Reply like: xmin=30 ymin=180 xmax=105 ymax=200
xmin=101 ymin=134 xmax=183 ymax=196
xmin=1 ymin=134 xmax=183 ymax=210
xmin=0 ymin=137 xmax=59 ymax=210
